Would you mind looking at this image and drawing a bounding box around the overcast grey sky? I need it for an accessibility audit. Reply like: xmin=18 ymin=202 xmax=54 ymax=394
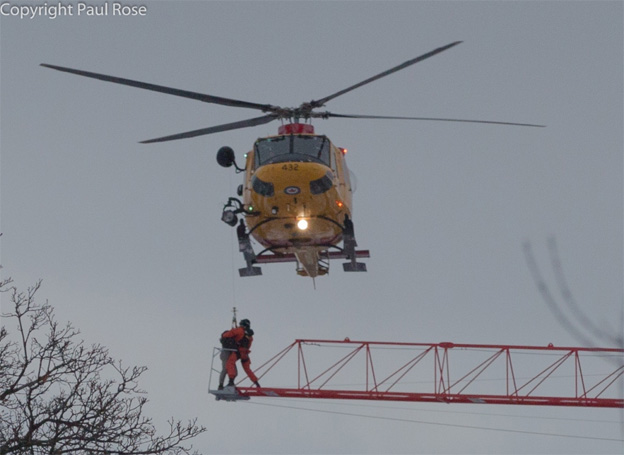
xmin=1 ymin=1 xmax=623 ymax=453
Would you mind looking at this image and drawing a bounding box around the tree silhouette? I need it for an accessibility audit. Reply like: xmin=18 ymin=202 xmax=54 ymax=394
xmin=524 ymin=238 xmax=623 ymax=349
xmin=0 ymin=278 xmax=205 ymax=454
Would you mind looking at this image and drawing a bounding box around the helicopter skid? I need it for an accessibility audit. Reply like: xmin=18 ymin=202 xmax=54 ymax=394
xmin=343 ymin=262 xmax=367 ymax=272
xmin=239 ymin=265 xmax=262 ymax=277
xmin=255 ymin=249 xmax=370 ymax=264
xmin=238 ymin=233 xmax=263 ymax=277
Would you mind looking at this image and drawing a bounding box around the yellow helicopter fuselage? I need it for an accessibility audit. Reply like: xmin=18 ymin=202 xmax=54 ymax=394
xmin=241 ymin=125 xmax=353 ymax=274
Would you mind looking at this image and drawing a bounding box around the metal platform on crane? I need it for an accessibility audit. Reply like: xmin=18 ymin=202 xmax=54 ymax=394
xmin=209 ymin=386 xmax=250 ymax=402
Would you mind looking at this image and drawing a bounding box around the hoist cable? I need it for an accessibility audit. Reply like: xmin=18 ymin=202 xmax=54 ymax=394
xmin=228 ymin=170 xmax=237 ymax=312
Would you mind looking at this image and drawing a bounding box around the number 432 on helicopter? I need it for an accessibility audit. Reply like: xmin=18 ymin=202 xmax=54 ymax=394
xmin=40 ymin=41 xmax=543 ymax=279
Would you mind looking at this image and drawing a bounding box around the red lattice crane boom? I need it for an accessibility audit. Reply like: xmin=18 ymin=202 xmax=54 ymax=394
xmin=210 ymin=339 xmax=623 ymax=408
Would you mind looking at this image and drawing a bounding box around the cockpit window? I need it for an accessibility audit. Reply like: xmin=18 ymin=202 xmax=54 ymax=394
xmin=255 ymin=135 xmax=330 ymax=167
xmin=254 ymin=136 xmax=288 ymax=166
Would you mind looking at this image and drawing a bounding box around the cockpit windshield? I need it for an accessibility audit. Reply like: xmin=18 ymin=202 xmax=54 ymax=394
xmin=255 ymin=135 xmax=330 ymax=167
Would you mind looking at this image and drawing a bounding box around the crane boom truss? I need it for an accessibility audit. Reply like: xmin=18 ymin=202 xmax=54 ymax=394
xmin=210 ymin=339 xmax=624 ymax=407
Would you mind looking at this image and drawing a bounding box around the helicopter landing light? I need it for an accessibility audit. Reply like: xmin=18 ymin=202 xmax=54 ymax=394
xmin=297 ymin=219 xmax=309 ymax=230
xmin=335 ymin=200 xmax=344 ymax=208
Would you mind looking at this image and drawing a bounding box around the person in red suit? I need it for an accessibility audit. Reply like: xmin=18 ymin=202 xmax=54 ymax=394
xmin=237 ymin=328 xmax=260 ymax=387
xmin=218 ymin=319 xmax=260 ymax=389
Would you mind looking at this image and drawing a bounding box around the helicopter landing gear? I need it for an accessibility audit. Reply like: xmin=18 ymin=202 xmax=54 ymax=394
xmin=238 ymin=237 xmax=262 ymax=277
xmin=236 ymin=219 xmax=262 ymax=277
xmin=342 ymin=215 xmax=367 ymax=272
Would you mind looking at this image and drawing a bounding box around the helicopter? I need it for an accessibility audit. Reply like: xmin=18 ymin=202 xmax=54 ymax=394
xmin=41 ymin=41 xmax=543 ymax=279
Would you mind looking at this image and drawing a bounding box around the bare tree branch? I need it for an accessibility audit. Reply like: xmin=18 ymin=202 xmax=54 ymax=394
xmin=547 ymin=237 xmax=623 ymax=348
xmin=0 ymin=278 xmax=206 ymax=455
xmin=524 ymin=240 xmax=624 ymax=350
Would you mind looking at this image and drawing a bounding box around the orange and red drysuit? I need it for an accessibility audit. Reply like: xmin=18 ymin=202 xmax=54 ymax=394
xmin=237 ymin=334 xmax=258 ymax=383
xmin=219 ymin=327 xmax=258 ymax=385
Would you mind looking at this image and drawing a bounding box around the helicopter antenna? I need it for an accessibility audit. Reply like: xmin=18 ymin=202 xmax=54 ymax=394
xmin=232 ymin=306 xmax=238 ymax=328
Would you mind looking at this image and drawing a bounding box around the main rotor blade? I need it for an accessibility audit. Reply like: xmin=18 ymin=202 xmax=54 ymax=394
xmin=323 ymin=112 xmax=545 ymax=128
xmin=309 ymin=41 xmax=462 ymax=109
xmin=40 ymin=63 xmax=274 ymax=112
xmin=140 ymin=114 xmax=277 ymax=144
